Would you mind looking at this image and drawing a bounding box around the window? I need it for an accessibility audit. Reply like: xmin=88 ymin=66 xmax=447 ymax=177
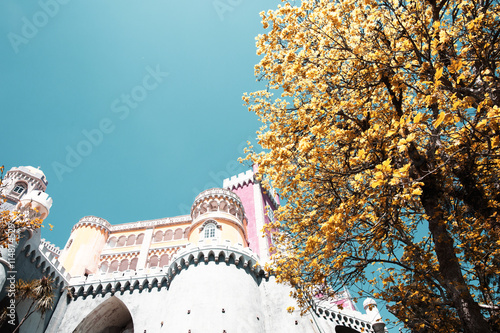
xmin=119 ymin=259 xmax=129 ymax=272
xmin=13 ymin=183 xmax=26 ymax=195
xmin=126 ymin=235 xmax=136 ymax=246
xmin=149 ymin=255 xmax=159 ymax=268
xmin=174 ymin=228 xmax=183 ymax=240
xmin=109 ymin=260 xmax=119 ymax=273
xmin=117 ymin=236 xmax=126 ymax=247
xmin=159 ymin=254 xmax=169 ymax=267
xmin=99 ymin=261 xmax=109 ymax=273
xmin=107 ymin=237 xmax=117 ymax=248
xmin=129 ymin=258 xmax=138 ymax=271
xmin=136 ymin=234 xmax=144 ymax=245
xmin=164 ymin=230 xmax=173 ymax=241
xmin=204 ymin=223 xmax=216 ymax=239
xmin=154 ymin=231 xmax=163 ymax=242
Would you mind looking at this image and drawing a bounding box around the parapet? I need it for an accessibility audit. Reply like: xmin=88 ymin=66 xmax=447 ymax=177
xmin=6 ymin=166 xmax=48 ymax=189
xmin=40 ymin=238 xmax=61 ymax=257
xmin=191 ymin=188 xmax=246 ymax=226
xmin=19 ymin=190 xmax=53 ymax=214
xmin=223 ymin=169 xmax=254 ymax=190
xmin=72 ymin=216 xmax=111 ymax=235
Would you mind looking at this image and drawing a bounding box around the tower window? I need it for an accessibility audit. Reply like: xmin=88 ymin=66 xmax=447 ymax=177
xmin=13 ymin=183 xmax=26 ymax=195
xmin=204 ymin=223 xmax=216 ymax=239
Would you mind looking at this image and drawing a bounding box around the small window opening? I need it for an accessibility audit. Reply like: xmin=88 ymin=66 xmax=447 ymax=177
xmin=13 ymin=184 xmax=26 ymax=195
xmin=204 ymin=223 xmax=216 ymax=239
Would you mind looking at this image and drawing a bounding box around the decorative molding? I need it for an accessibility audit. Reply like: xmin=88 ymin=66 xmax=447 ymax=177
xmin=100 ymin=251 xmax=140 ymax=261
xmin=72 ymin=216 xmax=111 ymax=235
xmin=190 ymin=188 xmax=246 ymax=227
xmin=199 ymin=220 xmax=222 ymax=232
xmin=109 ymin=215 xmax=192 ymax=232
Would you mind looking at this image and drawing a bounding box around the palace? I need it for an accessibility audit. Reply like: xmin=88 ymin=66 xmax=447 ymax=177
xmin=0 ymin=165 xmax=385 ymax=333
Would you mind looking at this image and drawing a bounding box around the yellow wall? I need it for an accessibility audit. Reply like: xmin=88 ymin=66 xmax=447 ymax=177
xmin=189 ymin=218 xmax=247 ymax=246
xmin=58 ymin=226 xmax=108 ymax=277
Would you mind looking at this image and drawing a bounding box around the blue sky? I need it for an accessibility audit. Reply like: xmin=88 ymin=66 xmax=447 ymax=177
xmin=1 ymin=0 xmax=277 ymax=247
xmin=1 ymin=1 xmax=399 ymax=329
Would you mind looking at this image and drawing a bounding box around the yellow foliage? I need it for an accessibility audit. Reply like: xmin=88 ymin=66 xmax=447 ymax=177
xmin=244 ymin=0 xmax=500 ymax=332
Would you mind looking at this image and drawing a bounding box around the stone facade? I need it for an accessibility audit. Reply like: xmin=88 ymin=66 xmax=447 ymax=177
xmin=0 ymin=166 xmax=385 ymax=333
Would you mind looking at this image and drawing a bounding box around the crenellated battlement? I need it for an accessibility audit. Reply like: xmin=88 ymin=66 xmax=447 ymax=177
xmin=72 ymin=215 xmax=111 ymax=234
xmin=21 ymin=242 xmax=70 ymax=292
xmin=40 ymin=238 xmax=61 ymax=256
xmin=190 ymin=188 xmax=246 ymax=229
xmin=67 ymin=239 xmax=265 ymax=300
xmin=223 ymin=169 xmax=254 ymax=190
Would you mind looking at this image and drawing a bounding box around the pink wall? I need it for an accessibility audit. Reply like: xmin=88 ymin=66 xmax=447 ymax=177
xmin=231 ymin=182 xmax=261 ymax=257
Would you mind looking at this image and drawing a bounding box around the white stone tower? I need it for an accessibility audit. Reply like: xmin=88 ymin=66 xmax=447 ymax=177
xmin=0 ymin=166 xmax=52 ymax=218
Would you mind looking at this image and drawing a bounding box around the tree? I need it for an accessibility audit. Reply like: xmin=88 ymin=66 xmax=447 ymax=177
xmin=0 ymin=277 xmax=55 ymax=333
xmin=243 ymin=0 xmax=500 ymax=331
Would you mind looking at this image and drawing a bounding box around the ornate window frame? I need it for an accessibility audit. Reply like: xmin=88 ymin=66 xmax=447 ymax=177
xmin=12 ymin=182 xmax=27 ymax=196
xmin=199 ymin=220 xmax=221 ymax=239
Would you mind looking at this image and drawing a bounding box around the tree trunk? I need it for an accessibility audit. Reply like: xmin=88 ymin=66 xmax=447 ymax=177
xmin=421 ymin=179 xmax=492 ymax=333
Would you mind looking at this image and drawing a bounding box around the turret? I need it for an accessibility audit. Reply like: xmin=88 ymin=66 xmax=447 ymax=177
xmin=223 ymin=166 xmax=279 ymax=262
xmin=0 ymin=166 xmax=48 ymax=203
xmin=189 ymin=188 xmax=247 ymax=246
xmin=58 ymin=216 xmax=111 ymax=277
xmin=363 ymin=298 xmax=386 ymax=333
xmin=16 ymin=190 xmax=53 ymax=220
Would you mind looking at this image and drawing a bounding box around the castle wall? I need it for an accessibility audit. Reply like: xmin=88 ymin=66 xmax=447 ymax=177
xmin=48 ymin=259 xmax=329 ymax=333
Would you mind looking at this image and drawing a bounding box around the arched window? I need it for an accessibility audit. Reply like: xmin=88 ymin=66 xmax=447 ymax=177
xmin=12 ymin=183 xmax=26 ymax=195
xmin=159 ymin=254 xmax=169 ymax=267
xmin=107 ymin=237 xmax=117 ymax=248
xmin=99 ymin=261 xmax=109 ymax=273
xmin=119 ymin=259 xmax=129 ymax=272
xmin=174 ymin=228 xmax=183 ymax=240
xmin=200 ymin=203 xmax=208 ymax=214
xmin=183 ymin=228 xmax=190 ymax=239
xmin=164 ymin=230 xmax=173 ymax=241
xmin=149 ymin=255 xmax=159 ymax=268
xmin=209 ymin=200 xmax=218 ymax=211
xmin=117 ymin=236 xmax=126 ymax=247
xmin=109 ymin=260 xmax=119 ymax=273
xmin=219 ymin=200 xmax=228 ymax=212
xmin=136 ymin=234 xmax=144 ymax=245
xmin=154 ymin=231 xmax=163 ymax=242
xmin=126 ymin=235 xmax=136 ymax=246
xmin=129 ymin=258 xmax=138 ymax=271
xmin=204 ymin=223 xmax=216 ymax=239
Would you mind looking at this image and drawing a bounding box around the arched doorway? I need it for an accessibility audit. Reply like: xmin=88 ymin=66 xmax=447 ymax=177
xmin=73 ymin=296 xmax=133 ymax=333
